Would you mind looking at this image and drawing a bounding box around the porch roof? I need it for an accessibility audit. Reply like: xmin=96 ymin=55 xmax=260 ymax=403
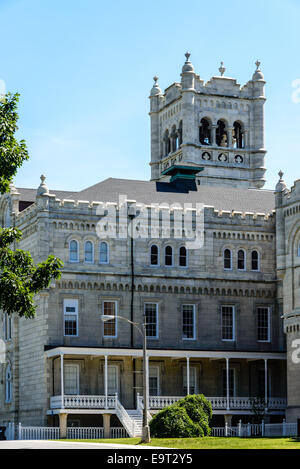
xmin=44 ymin=346 xmax=286 ymax=361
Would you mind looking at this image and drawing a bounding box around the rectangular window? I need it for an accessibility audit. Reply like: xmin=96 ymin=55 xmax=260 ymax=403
xmin=145 ymin=303 xmax=158 ymax=339
xmin=108 ymin=365 xmax=119 ymax=394
xmin=103 ymin=301 xmax=117 ymax=338
xmin=149 ymin=366 xmax=160 ymax=396
xmin=257 ymin=307 xmax=270 ymax=342
xmin=64 ymin=299 xmax=78 ymax=337
xmin=182 ymin=305 xmax=196 ymax=340
xmin=222 ymin=369 xmax=235 ymax=397
xmin=64 ymin=364 xmax=79 ymax=395
xmin=183 ymin=367 xmax=197 ymax=395
xmin=221 ymin=306 xmax=235 ymax=341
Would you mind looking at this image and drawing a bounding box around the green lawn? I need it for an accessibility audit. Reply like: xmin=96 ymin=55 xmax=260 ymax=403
xmin=60 ymin=437 xmax=300 ymax=449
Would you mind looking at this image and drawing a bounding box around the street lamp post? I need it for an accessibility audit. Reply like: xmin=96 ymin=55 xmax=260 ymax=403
xmin=101 ymin=313 xmax=151 ymax=443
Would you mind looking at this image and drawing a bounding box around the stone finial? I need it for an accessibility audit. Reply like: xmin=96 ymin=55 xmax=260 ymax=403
xmin=275 ymin=170 xmax=287 ymax=193
xmin=252 ymin=60 xmax=264 ymax=81
xmin=37 ymin=174 xmax=49 ymax=196
xmin=219 ymin=61 xmax=226 ymax=77
xmin=182 ymin=51 xmax=194 ymax=73
xmin=150 ymin=75 xmax=162 ymax=96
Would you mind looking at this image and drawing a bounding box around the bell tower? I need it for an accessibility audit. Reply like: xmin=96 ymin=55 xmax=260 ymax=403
xmin=149 ymin=54 xmax=266 ymax=189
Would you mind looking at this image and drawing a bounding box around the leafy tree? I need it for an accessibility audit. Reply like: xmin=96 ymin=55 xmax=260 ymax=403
xmin=149 ymin=395 xmax=212 ymax=438
xmin=0 ymin=93 xmax=63 ymax=318
xmin=0 ymin=93 xmax=29 ymax=194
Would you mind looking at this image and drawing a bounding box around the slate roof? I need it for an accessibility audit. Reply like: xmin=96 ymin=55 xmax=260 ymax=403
xmin=17 ymin=178 xmax=275 ymax=214
xmin=70 ymin=178 xmax=275 ymax=214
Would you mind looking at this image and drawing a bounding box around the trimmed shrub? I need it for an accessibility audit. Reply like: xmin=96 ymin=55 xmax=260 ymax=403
xmin=149 ymin=394 xmax=212 ymax=438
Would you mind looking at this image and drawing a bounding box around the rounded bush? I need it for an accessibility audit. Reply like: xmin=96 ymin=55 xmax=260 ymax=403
xmin=149 ymin=394 xmax=212 ymax=438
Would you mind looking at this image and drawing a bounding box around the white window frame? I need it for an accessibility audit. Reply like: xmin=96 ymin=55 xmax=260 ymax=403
xmin=149 ymin=365 xmax=160 ymax=396
xmin=99 ymin=242 xmax=109 ymax=265
xmin=251 ymin=250 xmax=260 ymax=272
xmin=221 ymin=305 xmax=236 ymax=342
xmin=179 ymin=246 xmax=188 ymax=268
xmin=182 ymin=304 xmax=196 ymax=340
xmin=257 ymin=306 xmax=271 ymax=343
xmin=84 ymin=240 xmax=94 ymax=264
xmin=164 ymin=245 xmax=174 ymax=267
xmin=69 ymin=240 xmax=79 ymax=263
xmin=237 ymin=249 xmax=246 ymax=271
xmin=107 ymin=365 xmax=119 ymax=395
xmin=223 ymin=248 xmax=232 ymax=271
xmin=64 ymin=363 xmax=80 ymax=395
xmin=103 ymin=301 xmax=118 ymax=338
xmin=149 ymin=244 xmax=160 ymax=267
xmin=63 ymin=299 xmax=79 ymax=337
xmin=144 ymin=303 xmax=159 ymax=339
xmin=5 ymin=365 xmax=12 ymax=403
xmin=183 ymin=366 xmax=198 ymax=395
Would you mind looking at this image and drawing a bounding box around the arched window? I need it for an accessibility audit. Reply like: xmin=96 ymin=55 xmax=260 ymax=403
xmin=171 ymin=125 xmax=178 ymax=152
xmin=163 ymin=130 xmax=171 ymax=156
xmin=251 ymin=250 xmax=260 ymax=271
xmin=178 ymin=121 xmax=183 ymax=146
xmin=216 ymin=120 xmax=228 ymax=147
xmin=237 ymin=250 xmax=246 ymax=270
xmin=165 ymin=246 xmax=173 ymax=266
xmin=199 ymin=118 xmax=211 ymax=145
xmin=84 ymin=241 xmax=94 ymax=263
xmin=69 ymin=240 xmax=79 ymax=263
xmin=298 ymin=241 xmax=300 ymax=257
xmin=179 ymin=246 xmax=188 ymax=267
xmin=223 ymin=249 xmax=232 ymax=270
xmin=150 ymin=245 xmax=159 ymax=266
xmin=233 ymin=122 xmax=244 ymax=149
xmin=5 ymin=365 xmax=12 ymax=403
xmin=100 ymin=242 xmax=109 ymax=264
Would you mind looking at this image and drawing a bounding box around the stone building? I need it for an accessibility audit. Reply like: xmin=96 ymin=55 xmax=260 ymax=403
xmin=0 ymin=54 xmax=297 ymax=436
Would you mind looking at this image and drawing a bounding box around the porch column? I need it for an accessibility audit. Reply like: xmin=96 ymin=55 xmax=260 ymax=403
xmin=60 ymin=354 xmax=64 ymax=409
xmin=264 ymin=359 xmax=268 ymax=409
xmin=59 ymin=413 xmax=68 ymax=439
xmin=105 ymin=355 xmax=108 ymax=409
xmin=103 ymin=413 xmax=111 ymax=439
xmin=186 ymin=357 xmax=190 ymax=395
xmin=226 ymin=358 xmax=230 ymax=411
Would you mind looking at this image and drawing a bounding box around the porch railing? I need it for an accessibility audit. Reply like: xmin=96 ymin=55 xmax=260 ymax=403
xmin=137 ymin=395 xmax=287 ymax=411
xmin=50 ymin=395 xmax=117 ymax=410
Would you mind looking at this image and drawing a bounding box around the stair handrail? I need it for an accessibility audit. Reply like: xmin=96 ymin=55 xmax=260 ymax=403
xmin=115 ymin=394 xmax=137 ymax=437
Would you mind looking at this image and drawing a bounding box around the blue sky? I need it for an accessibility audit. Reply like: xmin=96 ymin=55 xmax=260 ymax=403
xmin=1 ymin=0 xmax=300 ymax=192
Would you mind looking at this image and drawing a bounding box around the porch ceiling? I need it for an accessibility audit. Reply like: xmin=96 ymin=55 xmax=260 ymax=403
xmin=44 ymin=346 xmax=286 ymax=361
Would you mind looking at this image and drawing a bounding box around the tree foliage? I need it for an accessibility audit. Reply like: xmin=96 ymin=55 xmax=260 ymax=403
xmin=149 ymin=395 xmax=212 ymax=438
xmin=0 ymin=228 xmax=63 ymax=318
xmin=0 ymin=93 xmax=29 ymax=194
xmin=0 ymin=93 xmax=63 ymax=318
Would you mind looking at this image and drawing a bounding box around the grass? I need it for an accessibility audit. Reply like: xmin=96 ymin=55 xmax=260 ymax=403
xmin=60 ymin=437 xmax=300 ymax=449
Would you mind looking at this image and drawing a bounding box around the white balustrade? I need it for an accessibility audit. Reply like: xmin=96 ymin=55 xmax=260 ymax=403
xmin=18 ymin=424 xmax=60 ymax=440
xmin=137 ymin=396 xmax=287 ymax=411
xmin=50 ymin=395 xmax=117 ymax=410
